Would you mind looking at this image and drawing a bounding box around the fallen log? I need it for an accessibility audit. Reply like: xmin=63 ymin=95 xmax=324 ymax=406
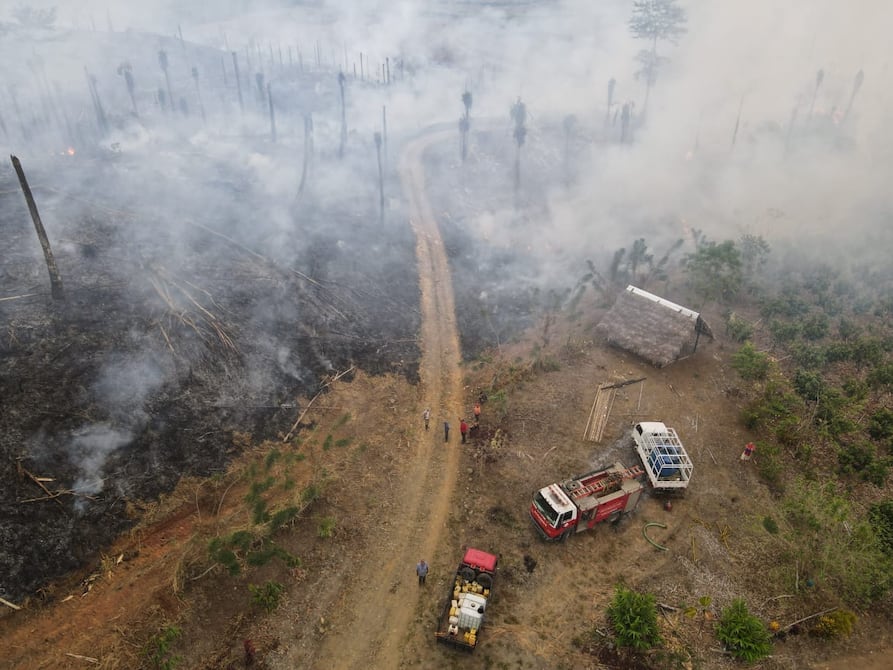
xmin=0 ymin=595 xmax=22 ymax=610
xmin=64 ymin=652 xmax=99 ymax=664
xmin=282 ymin=366 xmax=355 ymax=442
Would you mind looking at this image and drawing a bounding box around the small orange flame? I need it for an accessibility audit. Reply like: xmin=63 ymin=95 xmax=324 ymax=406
xmin=66 ymin=147 xmax=75 ymax=156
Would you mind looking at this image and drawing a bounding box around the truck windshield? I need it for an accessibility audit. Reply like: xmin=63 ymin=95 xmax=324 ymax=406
xmin=533 ymin=491 xmax=560 ymax=526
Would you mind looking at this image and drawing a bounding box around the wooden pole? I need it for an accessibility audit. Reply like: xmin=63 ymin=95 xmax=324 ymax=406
xmin=11 ymin=155 xmax=64 ymax=300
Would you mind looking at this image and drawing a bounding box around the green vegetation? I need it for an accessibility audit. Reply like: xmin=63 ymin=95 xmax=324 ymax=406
xmin=782 ymin=479 xmax=893 ymax=605
xmin=725 ymin=312 xmax=754 ymax=342
xmin=143 ymin=625 xmax=182 ymax=670
xmin=811 ymin=609 xmax=857 ymax=638
xmin=869 ymin=501 xmax=893 ymax=554
xmin=249 ymin=580 xmax=285 ymax=613
xmin=716 ymin=599 xmax=771 ymax=662
xmin=606 ymin=585 xmax=661 ymax=651
xmin=732 ymin=342 xmax=770 ymax=381
xmin=318 ymin=516 xmax=337 ymax=538
xmin=683 ymin=239 xmax=742 ymax=305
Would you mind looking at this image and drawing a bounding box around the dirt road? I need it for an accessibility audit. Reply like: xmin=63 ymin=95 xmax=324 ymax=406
xmin=307 ymin=129 xmax=463 ymax=668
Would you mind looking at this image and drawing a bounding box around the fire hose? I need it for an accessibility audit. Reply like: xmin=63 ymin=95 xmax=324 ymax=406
xmin=642 ymin=522 xmax=669 ymax=552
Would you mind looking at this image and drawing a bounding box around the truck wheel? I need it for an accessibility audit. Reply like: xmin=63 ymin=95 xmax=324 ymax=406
xmin=476 ymin=573 xmax=493 ymax=590
xmin=459 ymin=567 xmax=475 ymax=583
xmin=559 ymin=529 xmax=570 ymax=543
xmin=608 ymin=512 xmax=622 ymax=526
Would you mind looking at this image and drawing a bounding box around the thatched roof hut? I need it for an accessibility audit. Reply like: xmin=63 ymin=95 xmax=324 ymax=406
xmin=594 ymin=286 xmax=712 ymax=367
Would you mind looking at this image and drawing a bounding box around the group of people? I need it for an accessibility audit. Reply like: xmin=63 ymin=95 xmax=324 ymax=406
xmin=422 ymin=399 xmax=483 ymax=444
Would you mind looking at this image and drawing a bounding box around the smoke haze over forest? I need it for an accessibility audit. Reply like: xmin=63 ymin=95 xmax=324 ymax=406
xmin=1 ymin=0 xmax=892 ymax=604
xmin=2 ymin=0 xmax=890 ymax=269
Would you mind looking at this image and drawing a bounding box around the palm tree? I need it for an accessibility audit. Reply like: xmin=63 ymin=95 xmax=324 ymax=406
xmin=460 ymin=90 xmax=472 ymax=162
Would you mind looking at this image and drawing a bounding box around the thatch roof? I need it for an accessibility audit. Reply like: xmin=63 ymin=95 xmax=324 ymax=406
xmin=594 ymin=286 xmax=711 ymax=367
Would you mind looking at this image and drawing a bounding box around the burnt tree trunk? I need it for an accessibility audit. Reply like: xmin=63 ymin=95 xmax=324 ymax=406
xmin=11 ymin=155 xmax=64 ymax=300
xmin=232 ymin=52 xmax=244 ymax=113
xmin=267 ymin=83 xmax=276 ymax=143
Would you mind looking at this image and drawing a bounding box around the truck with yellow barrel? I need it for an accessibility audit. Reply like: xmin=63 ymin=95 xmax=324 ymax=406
xmin=434 ymin=547 xmax=499 ymax=651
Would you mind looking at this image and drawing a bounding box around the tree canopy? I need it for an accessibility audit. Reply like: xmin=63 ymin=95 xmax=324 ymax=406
xmin=629 ymin=0 xmax=688 ymax=45
xmin=684 ymin=239 xmax=742 ymax=305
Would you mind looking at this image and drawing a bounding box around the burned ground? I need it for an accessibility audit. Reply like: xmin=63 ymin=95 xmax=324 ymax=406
xmin=0 ymin=138 xmax=421 ymax=603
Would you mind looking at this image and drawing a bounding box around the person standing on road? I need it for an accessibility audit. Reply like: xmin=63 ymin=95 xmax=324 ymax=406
xmin=460 ymin=418 xmax=468 ymax=444
xmin=473 ymin=402 xmax=481 ymax=425
xmin=444 ymin=420 xmax=450 ymax=442
xmin=416 ymin=559 xmax=429 ymax=586
xmin=423 ymin=408 xmax=430 ymax=431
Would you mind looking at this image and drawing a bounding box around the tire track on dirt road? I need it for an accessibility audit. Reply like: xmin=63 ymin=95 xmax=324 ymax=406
xmin=311 ymin=129 xmax=462 ymax=669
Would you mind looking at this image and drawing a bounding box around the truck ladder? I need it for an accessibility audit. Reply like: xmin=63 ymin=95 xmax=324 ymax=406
xmin=570 ymin=465 xmax=644 ymax=499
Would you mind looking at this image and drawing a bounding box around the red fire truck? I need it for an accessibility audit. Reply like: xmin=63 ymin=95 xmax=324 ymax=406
xmin=529 ymin=461 xmax=645 ymax=541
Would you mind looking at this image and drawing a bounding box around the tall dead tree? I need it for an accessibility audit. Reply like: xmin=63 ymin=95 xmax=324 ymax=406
xmin=84 ymin=67 xmax=108 ymax=135
xmin=231 ymin=52 xmax=244 ymax=113
xmin=158 ymin=49 xmax=174 ymax=114
xmin=118 ymin=63 xmax=138 ymax=117
xmin=338 ymin=71 xmax=347 ymax=158
xmin=267 ymin=83 xmax=276 ymax=142
xmin=192 ymin=66 xmax=205 ymax=124
xmin=11 ymin=155 xmax=64 ymax=300
xmin=510 ymin=97 xmax=527 ymax=195
xmin=841 ymin=69 xmax=864 ymax=124
xmin=296 ymin=113 xmax=313 ymax=199
xmin=808 ymin=68 xmax=824 ymax=119
xmin=374 ymin=131 xmax=384 ymax=223
xmin=381 ymin=105 xmax=388 ymax=167
xmin=605 ymin=77 xmax=616 ymax=127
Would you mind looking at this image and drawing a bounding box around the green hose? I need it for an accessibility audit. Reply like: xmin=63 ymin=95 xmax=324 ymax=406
xmin=643 ymin=522 xmax=669 ymax=551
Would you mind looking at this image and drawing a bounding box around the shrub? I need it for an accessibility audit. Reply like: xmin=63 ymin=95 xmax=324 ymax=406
xmin=716 ymin=599 xmax=771 ymax=662
xmin=757 ymin=443 xmax=784 ymax=490
xmin=793 ymin=369 xmax=825 ymax=400
xmin=868 ymin=363 xmax=893 ymax=390
xmin=208 ymin=539 xmax=241 ymax=576
xmin=144 ymin=625 xmax=182 ymax=670
xmin=732 ymin=342 xmax=770 ymax=381
xmin=268 ymin=505 xmax=300 ymax=532
xmin=869 ymin=409 xmax=893 ymax=443
xmin=249 ymin=580 xmax=285 ymax=613
xmin=868 ymin=501 xmax=893 ymax=554
xmin=762 ymin=516 xmax=779 ymax=534
xmin=725 ymin=314 xmax=754 ymax=342
xmin=801 ymin=314 xmax=830 ymax=340
xmin=264 ymin=448 xmax=281 ymax=471
xmin=837 ymin=317 xmax=860 ymax=341
xmin=769 ymin=319 xmax=801 ymax=345
xmin=853 ymin=338 xmax=884 ymax=367
xmin=606 ymin=585 xmax=661 ymax=651
xmin=783 ymin=479 xmax=893 ymax=605
xmin=318 ymin=516 xmax=337 ymax=538
xmin=791 ymin=344 xmax=826 ymax=369
xmin=811 ymin=609 xmax=857 ymax=638
xmin=824 ymin=341 xmax=854 ymax=363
